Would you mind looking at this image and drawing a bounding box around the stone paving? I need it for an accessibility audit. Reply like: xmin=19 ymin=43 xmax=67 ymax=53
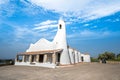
xmin=0 ymin=63 xmax=120 ymax=80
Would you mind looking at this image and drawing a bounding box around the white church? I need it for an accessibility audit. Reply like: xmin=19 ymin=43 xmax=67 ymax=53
xmin=15 ymin=19 xmax=91 ymax=68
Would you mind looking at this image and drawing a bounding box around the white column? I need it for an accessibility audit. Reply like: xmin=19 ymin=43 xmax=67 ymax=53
xmin=15 ymin=55 xmax=18 ymax=62
xmin=22 ymin=55 xmax=25 ymax=62
xmin=36 ymin=54 xmax=39 ymax=62
xmin=52 ymin=52 xmax=56 ymax=64
xmin=29 ymin=55 xmax=32 ymax=63
xmin=43 ymin=54 xmax=47 ymax=63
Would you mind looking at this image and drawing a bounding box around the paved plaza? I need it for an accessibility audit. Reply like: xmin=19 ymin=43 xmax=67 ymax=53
xmin=0 ymin=63 xmax=120 ymax=80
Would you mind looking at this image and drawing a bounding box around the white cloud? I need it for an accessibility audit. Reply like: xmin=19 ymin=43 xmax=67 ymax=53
xmin=14 ymin=26 xmax=56 ymax=41
xmin=105 ymin=18 xmax=120 ymax=22
xmin=14 ymin=27 xmax=38 ymax=39
xmin=92 ymin=26 xmax=97 ymax=28
xmin=80 ymin=30 xmax=112 ymax=38
xmin=0 ymin=0 xmax=16 ymax=17
xmin=0 ymin=0 xmax=9 ymax=4
xmin=0 ymin=0 xmax=42 ymax=17
xmin=34 ymin=20 xmax=58 ymax=30
xmin=34 ymin=24 xmax=57 ymax=30
xmin=115 ymin=19 xmax=120 ymax=22
xmin=83 ymin=24 xmax=90 ymax=27
xmin=29 ymin=0 xmax=120 ymax=21
xmin=82 ymin=3 xmax=120 ymax=21
xmin=113 ymin=19 xmax=120 ymax=22
xmin=35 ymin=20 xmax=57 ymax=26
xmin=67 ymin=30 xmax=112 ymax=40
xmin=80 ymin=30 xmax=96 ymax=37
xmin=1 ymin=0 xmax=120 ymax=22
xmin=21 ymin=3 xmax=43 ymax=16
xmin=30 ymin=0 xmax=92 ymax=12
xmin=51 ymin=29 xmax=57 ymax=32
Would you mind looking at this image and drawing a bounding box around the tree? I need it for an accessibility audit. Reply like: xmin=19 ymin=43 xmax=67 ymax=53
xmin=117 ymin=53 xmax=120 ymax=58
xmin=98 ymin=51 xmax=115 ymax=60
xmin=116 ymin=53 xmax=120 ymax=61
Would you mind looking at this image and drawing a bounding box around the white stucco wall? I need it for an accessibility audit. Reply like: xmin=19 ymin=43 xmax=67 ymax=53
xmin=74 ymin=50 xmax=79 ymax=63
xmin=78 ymin=52 xmax=82 ymax=62
xmin=81 ymin=54 xmax=91 ymax=62
xmin=53 ymin=20 xmax=70 ymax=65
xmin=26 ymin=38 xmax=54 ymax=52
xmin=68 ymin=48 xmax=75 ymax=64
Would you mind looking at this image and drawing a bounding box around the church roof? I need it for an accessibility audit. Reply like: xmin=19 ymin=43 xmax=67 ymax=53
xmin=17 ymin=49 xmax=63 ymax=55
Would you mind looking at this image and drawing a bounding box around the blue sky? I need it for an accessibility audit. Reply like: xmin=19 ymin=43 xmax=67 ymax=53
xmin=0 ymin=0 xmax=120 ymax=59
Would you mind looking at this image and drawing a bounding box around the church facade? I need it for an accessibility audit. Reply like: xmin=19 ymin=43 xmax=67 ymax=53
xmin=15 ymin=20 xmax=91 ymax=68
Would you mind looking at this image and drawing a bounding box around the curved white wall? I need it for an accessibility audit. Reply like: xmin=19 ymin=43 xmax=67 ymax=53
xmin=26 ymin=38 xmax=54 ymax=52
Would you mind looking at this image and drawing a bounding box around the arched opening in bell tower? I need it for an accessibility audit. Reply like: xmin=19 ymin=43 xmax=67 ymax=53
xmin=59 ymin=24 xmax=62 ymax=29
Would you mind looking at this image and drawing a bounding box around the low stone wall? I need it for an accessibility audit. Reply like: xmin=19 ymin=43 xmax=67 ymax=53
xmin=106 ymin=61 xmax=120 ymax=64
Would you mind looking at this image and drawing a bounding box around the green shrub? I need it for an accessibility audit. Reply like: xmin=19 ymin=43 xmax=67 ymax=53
xmin=91 ymin=57 xmax=99 ymax=62
xmin=114 ymin=58 xmax=120 ymax=61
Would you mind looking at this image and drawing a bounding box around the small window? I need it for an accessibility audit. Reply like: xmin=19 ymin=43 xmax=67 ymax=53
xmin=59 ymin=24 xmax=62 ymax=29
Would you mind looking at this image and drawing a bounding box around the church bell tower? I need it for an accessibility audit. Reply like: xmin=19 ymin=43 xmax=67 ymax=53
xmin=53 ymin=19 xmax=70 ymax=65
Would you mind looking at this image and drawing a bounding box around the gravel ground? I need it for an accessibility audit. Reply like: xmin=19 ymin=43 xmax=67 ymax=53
xmin=0 ymin=63 xmax=120 ymax=80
